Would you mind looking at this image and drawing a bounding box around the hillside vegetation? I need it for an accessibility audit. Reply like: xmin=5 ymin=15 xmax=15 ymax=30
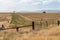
xmin=0 ymin=13 xmax=60 ymax=40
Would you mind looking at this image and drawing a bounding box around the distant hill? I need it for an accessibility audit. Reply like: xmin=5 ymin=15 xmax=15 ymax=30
xmin=37 ymin=10 xmax=60 ymax=12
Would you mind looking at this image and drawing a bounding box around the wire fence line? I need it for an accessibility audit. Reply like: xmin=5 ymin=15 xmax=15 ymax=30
xmin=0 ymin=20 xmax=60 ymax=32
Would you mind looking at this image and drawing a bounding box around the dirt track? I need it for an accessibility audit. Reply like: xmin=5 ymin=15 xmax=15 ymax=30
xmin=20 ymin=15 xmax=33 ymax=21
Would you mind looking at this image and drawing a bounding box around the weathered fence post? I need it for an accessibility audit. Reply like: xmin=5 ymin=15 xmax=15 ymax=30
xmin=40 ymin=21 xmax=42 ymax=28
xmin=46 ymin=21 xmax=48 ymax=27
xmin=16 ymin=27 xmax=19 ymax=32
xmin=32 ymin=21 xmax=35 ymax=30
xmin=2 ymin=24 xmax=5 ymax=29
xmin=57 ymin=20 xmax=60 ymax=26
xmin=15 ymin=25 xmax=19 ymax=32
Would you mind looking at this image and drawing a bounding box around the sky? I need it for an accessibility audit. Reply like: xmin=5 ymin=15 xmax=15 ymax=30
xmin=0 ymin=0 xmax=60 ymax=12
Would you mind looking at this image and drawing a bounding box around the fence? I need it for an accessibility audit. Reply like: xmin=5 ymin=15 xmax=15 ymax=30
xmin=34 ymin=19 xmax=60 ymax=30
xmin=0 ymin=19 xmax=60 ymax=32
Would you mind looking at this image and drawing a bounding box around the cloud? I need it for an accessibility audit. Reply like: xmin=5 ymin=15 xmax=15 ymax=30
xmin=19 ymin=0 xmax=32 ymax=3
xmin=0 ymin=0 xmax=60 ymax=12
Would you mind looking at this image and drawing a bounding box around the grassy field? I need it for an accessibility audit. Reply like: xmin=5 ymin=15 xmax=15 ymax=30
xmin=0 ymin=12 xmax=60 ymax=40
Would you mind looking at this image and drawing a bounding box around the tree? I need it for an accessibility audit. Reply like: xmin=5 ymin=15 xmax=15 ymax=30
xmin=43 ymin=11 xmax=46 ymax=13
xmin=10 ymin=11 xmax=19 ymax=25
xmin=10 ymin=11 xmax=26 ymax=26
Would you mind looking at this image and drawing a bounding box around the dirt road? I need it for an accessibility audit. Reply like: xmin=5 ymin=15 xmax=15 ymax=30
xmin=20 ymin=15 xmax=33 ymax=21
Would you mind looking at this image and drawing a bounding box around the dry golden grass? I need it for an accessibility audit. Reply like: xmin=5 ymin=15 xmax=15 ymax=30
xmin=0 ymin=25 xmax=60 ymax=40
xmin=26 ymin=25 xmax=60 ymax=40
xmin=21 ymin=13 xmax=60 ymax=20
xmin=0 ymin=13 xmax=60 ymax=40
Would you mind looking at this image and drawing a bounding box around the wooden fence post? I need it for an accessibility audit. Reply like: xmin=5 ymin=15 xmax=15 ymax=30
xmin=57 ymin=20 xmax=60 ymax=26
xmin=15 ymin=25 xmax=19 ymax=32
xmin=40 ymin=21 xmax=42 ymax=27
xmin=32 ymin=21 xmax=35 ymax=30
xmin=46 ymin=21 xmax=48 ymax=27
xmin=2 ymin=24 xmax=5 ymax=30
xmin=16 ymin=27 xmax=19 ymax=32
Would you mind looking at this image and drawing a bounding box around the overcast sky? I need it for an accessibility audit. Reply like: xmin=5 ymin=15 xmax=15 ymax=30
xmin=0 ymin=0 xmax=60 ymax=12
